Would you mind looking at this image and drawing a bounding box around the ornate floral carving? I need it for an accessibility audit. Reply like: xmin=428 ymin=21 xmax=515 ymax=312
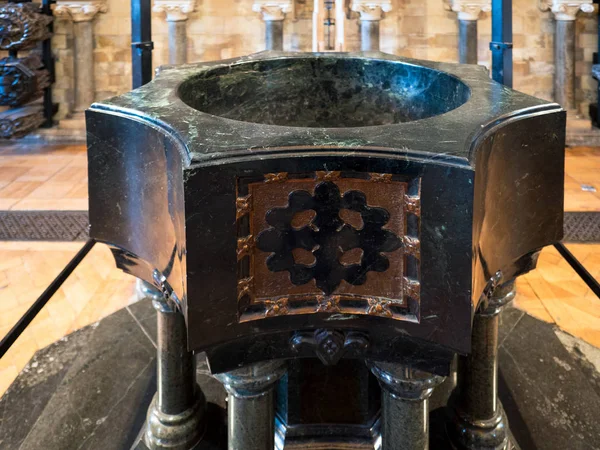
xmin=55 ymin=1 xmax=107 ymax=22
xmin=0 ymin=3 xmax=52 ymax=51
xmin=237 ymin=277 xmax=254 ymax=301
xmin=367 ymin=297 xmax=394 ymax=317
xmin=316 ymin=295 xmax=341 ymax=313
xmin=264 ymin=297 xmax=289 ymax=317
xmin=236 ymin=194 xmax=252 ymax=219
xmin=237 ymin=236 xmax=255 ymax=260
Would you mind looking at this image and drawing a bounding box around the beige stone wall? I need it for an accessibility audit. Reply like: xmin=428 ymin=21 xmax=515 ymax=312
xmin=51 ymin=0 xmax=598 ymax=120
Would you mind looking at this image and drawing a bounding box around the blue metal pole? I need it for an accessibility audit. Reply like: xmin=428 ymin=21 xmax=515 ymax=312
xmin=490 ymin=0 xmax=513 ymax=87
xmin=131 ymin=0 xmax=153 ymax=89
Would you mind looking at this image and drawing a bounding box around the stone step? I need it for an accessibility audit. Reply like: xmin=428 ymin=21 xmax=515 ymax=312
xmin=58 ymin=118 xmax=86 ymax=130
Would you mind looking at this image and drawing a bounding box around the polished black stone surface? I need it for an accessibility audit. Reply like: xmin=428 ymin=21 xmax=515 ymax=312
xmin=1 ymin=301 xmax=599 ymax=450
xmin=177 ymin=57 xmax=471 ymax=127
xmin=87 ymin=52 xmax=565 ymax=372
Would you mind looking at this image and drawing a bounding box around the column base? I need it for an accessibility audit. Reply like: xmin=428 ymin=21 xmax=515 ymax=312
xmin=448 ymin=404 xmax=509 ymax=450
xmin=134 ymin=390 xmax=206 ymax=450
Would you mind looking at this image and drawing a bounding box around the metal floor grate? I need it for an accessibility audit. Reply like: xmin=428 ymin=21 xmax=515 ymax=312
xmin=0 ymin=211 xmax=598 ymax=243
xmin=0 ymin=211 xmax=89 ymax=241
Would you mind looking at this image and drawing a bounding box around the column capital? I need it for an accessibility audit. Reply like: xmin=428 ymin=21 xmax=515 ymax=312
xmin=252 ymin=0 xmax=292 ymax=21
xmin=540 ymin=0 xmax=594 ymax=20
xmin=351 ymin=0 xmax=392 ymax=21
xmin=54 ymin=0 xmax=107 ymax=22
xmin=215 ymin=360 xmax=286 ymax=398
xmin=446 ymin=0 xmax=491 ymax=21
xmin=153 ymin=0 xmax=195 ymax=22
xmin=369 ymin=362 xmax=445 ymax=401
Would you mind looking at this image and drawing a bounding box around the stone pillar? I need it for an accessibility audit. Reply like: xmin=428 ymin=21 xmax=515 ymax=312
xmin=447 ymin=0 xmax=490 ymax=64
xmin=138 ymin=281 xmax=206 ymax=450
xmin=55 ymin=1 xmax=107 ymax=113
xmin=448 ymin=281 xmax=516 ymax=450
xmin=153 ymin=0 xmax=195 ymax=66
xmin=215 ymin=361 xmax=286 ymax=450
xmin=252 ymin=0 xmax=292 ymax=51
xmin=351 ymin=0 xmax=392 ymax=52
xmin=540 ymin=0 xmax=594 ymax=111
xmin=369 ymin=362 xmax=445 ymax=450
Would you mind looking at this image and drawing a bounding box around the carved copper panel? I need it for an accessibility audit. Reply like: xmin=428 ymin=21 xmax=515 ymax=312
xmin=236 ymin=172 xmax=421 ymax=323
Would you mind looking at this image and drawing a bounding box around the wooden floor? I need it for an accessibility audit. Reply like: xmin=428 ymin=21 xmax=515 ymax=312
xmin=0 ymin=143 xmax=599 ymax=397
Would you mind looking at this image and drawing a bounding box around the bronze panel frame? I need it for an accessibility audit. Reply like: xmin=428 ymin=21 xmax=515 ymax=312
xmin=236 ymin=171 xmax=421 ymax=323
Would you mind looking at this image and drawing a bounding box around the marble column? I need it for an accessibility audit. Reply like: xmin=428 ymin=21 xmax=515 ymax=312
xmin=55 ymin=1 xmax=107 ymax=113
xmin=351 ymin=0 xmax=392 ymax=52
xmin=448 ymin=281 xmax=516 ymax=450
xmin=540 ymin=0 xmax=594 ymax=111
xmin=215 ymin=361 xmax=286 ymax=450
xmin=153 ymin=0 xmax=195 ymax=66
xmin=447 ymin=0 xmax=490 ymax=64
xmin=135 ymin=281 xmax=206 ymax=450
xmin=369 ymin=362 xmax=445 ymax=450
xmin=253 ymin=0 xmax=292 ymax=51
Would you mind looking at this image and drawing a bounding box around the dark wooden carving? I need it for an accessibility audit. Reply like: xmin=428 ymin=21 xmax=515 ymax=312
xmin=236 ymin=172 xmax=422 ymax=323
xmin=0 ymin=3 xmax=52 ymax=51
xmin=0 ymin=104 xmax=44 ymax=139
xmin=0 ymin=54 xmax=50 ymax=106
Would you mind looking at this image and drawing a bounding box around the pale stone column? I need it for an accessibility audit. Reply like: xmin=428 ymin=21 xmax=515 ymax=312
xmin=252 ymin=0 xmax=292 ymax=51
xmin=351 ymin=0 xmax=392 ymax=52
xmin=55 ymin=1 xmax=107 ymax=113
xmin=153 ymin=0 xmax=195 ymax=66
xmin=447 ymin=0 xmax=490 ymax=64
xmin=541 ymin=0 xmax=594 ymax=110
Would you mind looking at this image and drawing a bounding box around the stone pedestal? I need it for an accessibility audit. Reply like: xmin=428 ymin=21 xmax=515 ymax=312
xmin=55 ymin=1 xmax=107 ymax=113
xmin=153 ymin=0 xmax=195 ymax=66
xmin=252 ymin=1 xmax=292 ymax=51
xmin=351 ymin=0 xmax=392 ymax=52
xmin=447 ymin=0 xmax=490 ymax=64
xmin=370 ymin=362 xmax=445 ymax=450
xmin=540 ymin=0 xmax=594 ymax=111
xmin=448 ymin=281 xmax=516 ymax=450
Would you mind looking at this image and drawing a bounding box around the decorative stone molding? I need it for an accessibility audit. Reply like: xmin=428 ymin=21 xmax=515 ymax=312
xmin=539 ymin=0 xmax=594 ymax=21
xmin=446 ymin=0 xmax=491 ymax=21
xmin=54 ymin=1 xmax=107 ymax=22
xmin=252 ymin=0 xmax=292 ymax=21
xmin=350 ymin=0 xmax=392 ymax=21
xmin=153 ymin=0 xmax=195 ymax=22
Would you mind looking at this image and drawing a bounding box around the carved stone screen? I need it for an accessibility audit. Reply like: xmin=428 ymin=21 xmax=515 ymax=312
xmin=236 ymin=171 xmax=421 ymax=323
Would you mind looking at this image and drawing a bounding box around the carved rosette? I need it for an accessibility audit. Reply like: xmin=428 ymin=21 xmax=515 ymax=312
xmin=0 ymin=3 xmax=53 ymax=51
xmin=236 ymin=171 xmax=422 ymax=323
xmin=445 ymin=0 xmax=491 ymax=21
xmin=0 ymin=55 xmax=51 ymax=106
xmin=153 ymin=0 xmax=196 ymax=22
xmin=252 ymin=0 xmax=292 ymax=21
xmin=350 ymin=0 xmax=392 ymax=21
xmin=290 ymin=329 xmax=369 ymax=365
xmin=539 ymin=0 xmax=594 ymax=20
xmin=54 ymin=1 xmax=108 ymax=22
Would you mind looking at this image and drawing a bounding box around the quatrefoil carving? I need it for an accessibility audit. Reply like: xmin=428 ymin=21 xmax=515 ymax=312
xmin=256 ymin=181 xmax=402 ymax=295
